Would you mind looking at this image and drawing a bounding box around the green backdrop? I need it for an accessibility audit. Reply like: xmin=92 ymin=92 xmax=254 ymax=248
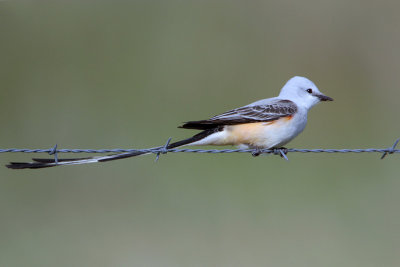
xmin=1 ymin=2 xmax=400 ymax=266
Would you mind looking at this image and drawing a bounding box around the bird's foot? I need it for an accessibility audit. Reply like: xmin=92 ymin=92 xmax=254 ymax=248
xmin=251 ymin=148 xmax=263 ymax=157
xmin=252 ymin=147 xmax=289 ymax=159
xmin=273 ymin=147 xmax=289 ymax=161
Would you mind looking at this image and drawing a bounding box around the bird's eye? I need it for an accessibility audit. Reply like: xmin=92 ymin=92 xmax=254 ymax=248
xmin=306 ymin=88 xmax=313 ymax=94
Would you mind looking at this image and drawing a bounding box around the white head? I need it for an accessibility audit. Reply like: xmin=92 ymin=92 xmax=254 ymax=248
xmin=278 ymin=76 xmax=333 ymax=109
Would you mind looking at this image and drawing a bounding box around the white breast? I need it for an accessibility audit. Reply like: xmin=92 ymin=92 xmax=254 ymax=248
xmin=262 ymin=108 xmax=308 ymax=148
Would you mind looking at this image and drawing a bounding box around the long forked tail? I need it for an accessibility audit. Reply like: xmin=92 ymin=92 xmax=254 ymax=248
xmin=6 ymin=128 xmax=219 ymax=169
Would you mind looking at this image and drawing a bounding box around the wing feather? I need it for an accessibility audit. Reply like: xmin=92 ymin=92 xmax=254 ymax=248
xmin=180 ymin=99 xmax=297 ymax=130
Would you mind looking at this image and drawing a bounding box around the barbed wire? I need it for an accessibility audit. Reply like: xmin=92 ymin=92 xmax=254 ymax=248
xmin=1 ymin=137 xmax=399 ymax=163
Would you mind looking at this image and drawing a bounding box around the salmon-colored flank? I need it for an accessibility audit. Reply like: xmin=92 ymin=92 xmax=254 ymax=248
xmin=223 ymin=115 xmax=293 ymax=146
xmin=225 ymin=122 xmax=266 ymax=145
xmin=283 ymin=115 xmax=293 ymax=120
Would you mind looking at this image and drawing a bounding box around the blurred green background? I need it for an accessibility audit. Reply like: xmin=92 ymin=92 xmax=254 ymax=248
xmin=1 ymin=1 xmax=400 ymax=266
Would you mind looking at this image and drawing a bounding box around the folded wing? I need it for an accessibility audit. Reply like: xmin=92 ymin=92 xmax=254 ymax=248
xmin=180 ymin=99 xmax=297 ymax=130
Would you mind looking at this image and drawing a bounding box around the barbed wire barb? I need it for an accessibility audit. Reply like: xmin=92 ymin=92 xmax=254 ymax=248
xmin=155 ymin=137 xmax=172 ymax=162
xmin=381 ymin=138 xmax=400 ymax=159
xmin=48 ymin=144 xmax=58 ymax=165
xmin=275 ymin=148 xmax=289 ymax=161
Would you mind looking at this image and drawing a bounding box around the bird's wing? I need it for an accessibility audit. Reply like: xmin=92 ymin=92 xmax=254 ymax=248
xmin=180 ymin=99 xmax=297 ymax=129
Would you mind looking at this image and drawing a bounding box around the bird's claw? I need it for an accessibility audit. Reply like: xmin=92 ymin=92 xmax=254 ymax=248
xmin=252 ymin=148 xmax=263 ymax=157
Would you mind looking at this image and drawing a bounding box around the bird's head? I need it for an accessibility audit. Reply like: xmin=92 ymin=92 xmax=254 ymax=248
xmin=278 ymin=76 xmax=333 ymax=109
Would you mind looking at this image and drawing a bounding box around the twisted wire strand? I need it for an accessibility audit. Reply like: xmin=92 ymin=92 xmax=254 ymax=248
xmin=0 ymin=148 xmax=399 ymax=154
xmin=1 ymin=138 xmax=399 ymax=161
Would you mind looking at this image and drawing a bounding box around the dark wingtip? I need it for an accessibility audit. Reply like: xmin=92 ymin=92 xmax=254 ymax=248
xmin=179 ymin=121 xmax=194 ymax=129
xmin=179 ymin=120 xmax=216 ymax=130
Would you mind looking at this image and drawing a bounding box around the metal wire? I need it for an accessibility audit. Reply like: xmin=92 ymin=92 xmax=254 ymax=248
xmin=1 ymin=138 xmax=399 ymax=162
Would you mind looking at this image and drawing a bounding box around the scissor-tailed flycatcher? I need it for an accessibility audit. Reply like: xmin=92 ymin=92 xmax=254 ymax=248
xmin=7 ymin=76 xmax=332 ymax=169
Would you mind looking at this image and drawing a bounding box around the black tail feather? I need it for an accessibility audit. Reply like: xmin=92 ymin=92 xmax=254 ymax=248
xmin=98 ymin=127 xmax=223 ymax=162
xmin=32 ymin=157 xmax=92 ymax=163
xmin=6 ymin=157 xmax=96 ymax=169
xmin=6 ymin=162 xmax=57 ymax=169
xmin=167 ymin=127 xmax=223 ymax=148
xmin=97 ymin=151 xmax=148 ymax=162
xmin=6 ymin=127 xmax=224 ymax=169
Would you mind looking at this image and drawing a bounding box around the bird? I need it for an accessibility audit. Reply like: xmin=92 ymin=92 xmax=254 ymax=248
xmin=7 ymin=76 xmax=333 ymax=169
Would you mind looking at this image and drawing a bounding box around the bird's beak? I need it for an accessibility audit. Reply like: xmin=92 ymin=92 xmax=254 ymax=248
xmin=316 ymin=94 xmax=333 ymax=101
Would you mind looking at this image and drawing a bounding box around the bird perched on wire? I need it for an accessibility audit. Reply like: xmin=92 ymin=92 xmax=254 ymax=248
xmin=7 ymin=76 xmax=333 ymax=169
